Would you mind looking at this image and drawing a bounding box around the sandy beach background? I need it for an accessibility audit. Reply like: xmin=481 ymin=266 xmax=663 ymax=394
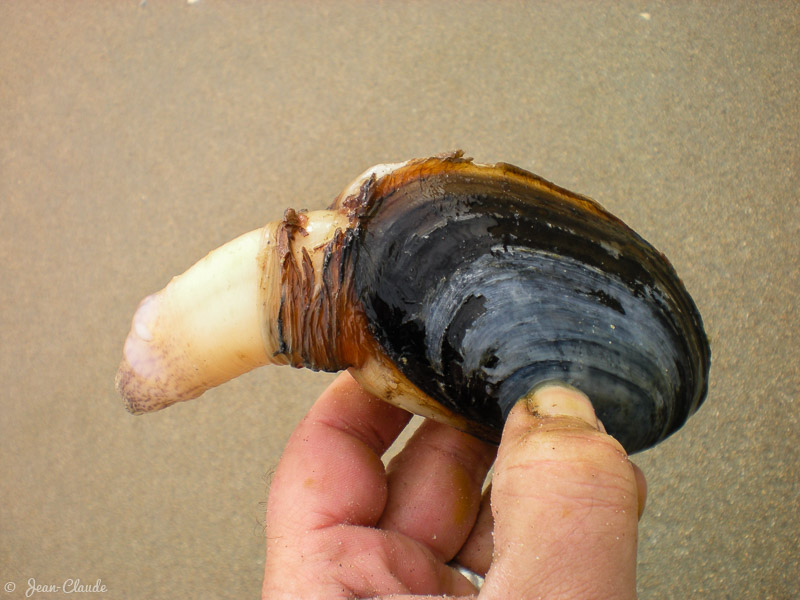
xmin=2 ymin=2 xmax=798 ymax=598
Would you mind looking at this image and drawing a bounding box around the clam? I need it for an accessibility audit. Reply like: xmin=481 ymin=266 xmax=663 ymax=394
xmin=116 ymin=151 xmax=710 ymax=453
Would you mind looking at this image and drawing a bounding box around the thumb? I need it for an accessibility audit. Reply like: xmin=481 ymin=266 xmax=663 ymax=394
xmin=481 ymin=384 xmax=642 ymax=600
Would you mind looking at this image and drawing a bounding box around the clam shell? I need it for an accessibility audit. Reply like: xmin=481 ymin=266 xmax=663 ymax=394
xmin=340 ymin=153 xmax=710 ymax=453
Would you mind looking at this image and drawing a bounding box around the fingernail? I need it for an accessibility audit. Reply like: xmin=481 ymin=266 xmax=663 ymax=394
xmin=522 ymin=383 xmax=598 ymax=429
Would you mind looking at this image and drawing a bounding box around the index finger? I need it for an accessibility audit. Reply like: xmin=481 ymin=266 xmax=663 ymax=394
xmin=265 ymin=371 xmax=412 ymax=537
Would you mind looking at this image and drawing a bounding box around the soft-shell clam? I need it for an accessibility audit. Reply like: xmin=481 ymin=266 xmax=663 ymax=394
xmin=116 ymin=152 xmax=710 ymax=453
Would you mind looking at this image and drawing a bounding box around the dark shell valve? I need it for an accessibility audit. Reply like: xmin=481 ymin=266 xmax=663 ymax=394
xmin=344 ymin=154 xmax=710 ymax=453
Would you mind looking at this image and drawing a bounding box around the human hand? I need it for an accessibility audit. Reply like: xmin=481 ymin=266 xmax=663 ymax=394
xmin=261 ymin=371 xmax=646 ymax=599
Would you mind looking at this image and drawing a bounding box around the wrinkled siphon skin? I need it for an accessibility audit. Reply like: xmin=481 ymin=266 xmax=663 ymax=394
xmin=116 ymin=151 xmax=710 ymax=454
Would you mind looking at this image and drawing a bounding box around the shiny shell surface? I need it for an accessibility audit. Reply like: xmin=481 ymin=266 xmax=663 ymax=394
xmin=342 ymin=154 xmax=710 ymax=453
